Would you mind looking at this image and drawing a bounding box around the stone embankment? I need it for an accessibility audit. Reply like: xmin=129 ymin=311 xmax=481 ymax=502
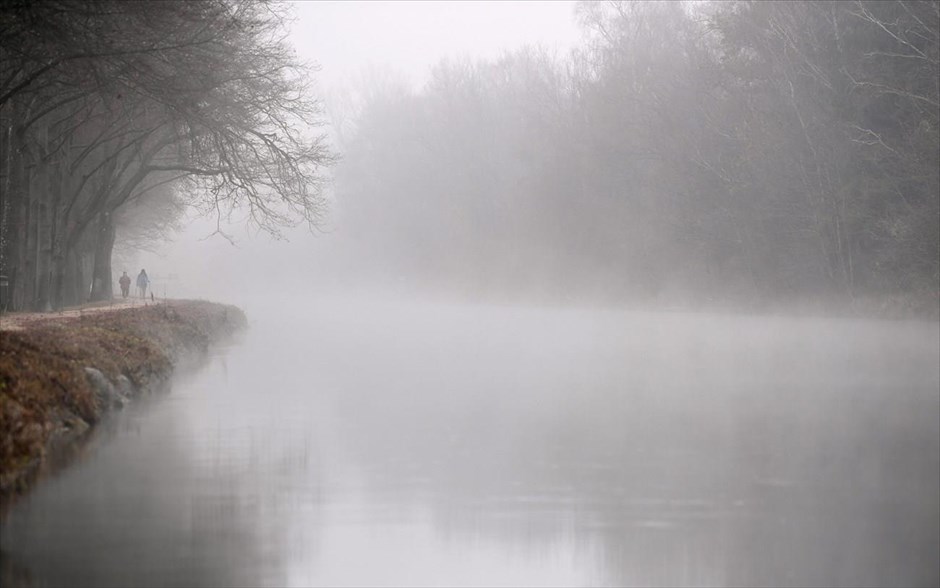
xmin=0 ymin=300 xmax=247 ymax=503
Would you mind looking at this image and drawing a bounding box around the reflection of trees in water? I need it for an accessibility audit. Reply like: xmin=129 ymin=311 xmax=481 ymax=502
xmin=0 ymin=550 xmax=35 ymax=588
xmin=10 ymin=307 xmax=932 ymax=586
xmin=0 ymin=367 xmax=327 ymax=587
xmin=327 ymin=310 xmax=939 ymax=586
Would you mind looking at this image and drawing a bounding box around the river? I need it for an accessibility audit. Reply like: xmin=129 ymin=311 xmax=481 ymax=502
xmin=2 ymin=298 xmax=938 ymax=587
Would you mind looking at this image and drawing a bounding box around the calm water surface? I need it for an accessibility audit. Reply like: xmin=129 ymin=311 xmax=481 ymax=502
xmin=2 ymin=299 xmax=938 ymax=586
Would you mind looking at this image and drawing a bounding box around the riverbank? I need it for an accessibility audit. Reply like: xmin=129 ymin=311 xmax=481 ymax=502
xmin=0 ymin=300 xmax=247 ymax=504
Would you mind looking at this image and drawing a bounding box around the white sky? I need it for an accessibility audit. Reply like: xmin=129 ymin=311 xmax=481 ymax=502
xmin=289 ymin=0 xmax=582 ymax=91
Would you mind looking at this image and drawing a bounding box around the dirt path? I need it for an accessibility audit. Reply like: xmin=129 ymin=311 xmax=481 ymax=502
xmin=0 ymin=298 xmax=162 ymax=331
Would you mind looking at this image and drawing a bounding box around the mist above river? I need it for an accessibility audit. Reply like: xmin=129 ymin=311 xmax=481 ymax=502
xmin=4 ymin=1 xmax=937 ymax=586
xmin=3 ymin=298 xmax=938 ymax=586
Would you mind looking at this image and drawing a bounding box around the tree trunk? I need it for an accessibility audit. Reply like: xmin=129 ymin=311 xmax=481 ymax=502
xmin=22 ymin=167 xmax=39 ymax=310
xmin=1 ymin=131 xmax=24 ymax=311
xmin=89 ymin=211 xmax=115 ymax=302
xmin=35 ymin=199 xmax=53 ymax=311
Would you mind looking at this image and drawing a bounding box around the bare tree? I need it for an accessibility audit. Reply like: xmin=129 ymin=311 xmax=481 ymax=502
xmin=0 ymin=0 xmax=334 ymax=310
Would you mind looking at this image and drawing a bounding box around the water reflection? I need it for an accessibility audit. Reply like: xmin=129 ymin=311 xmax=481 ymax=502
xmin=1 ymin=353 xmax=300 ymax=587
xmin=2 ymin=299 xmax=938 ymax=587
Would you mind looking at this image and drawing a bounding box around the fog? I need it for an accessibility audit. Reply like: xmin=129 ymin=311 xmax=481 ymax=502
xmin=4 ymin=299 xmax=938 ymax=586
xmin=124 ymin=0 xmax=939 ymax=319
xmin=3 ymin=1 xmax=939 ymax=586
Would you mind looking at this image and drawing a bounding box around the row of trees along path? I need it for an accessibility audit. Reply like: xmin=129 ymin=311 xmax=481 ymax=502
xmin=0 ymin=0 xmax=334 ymax=311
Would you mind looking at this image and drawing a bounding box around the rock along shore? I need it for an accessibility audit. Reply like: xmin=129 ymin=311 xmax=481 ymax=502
xmin=0 ymin=300 xmax=247 ymax=505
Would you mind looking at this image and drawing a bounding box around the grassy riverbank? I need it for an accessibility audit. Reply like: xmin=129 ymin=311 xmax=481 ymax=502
xmin=0 ymin=300 xmax=247 ymax=500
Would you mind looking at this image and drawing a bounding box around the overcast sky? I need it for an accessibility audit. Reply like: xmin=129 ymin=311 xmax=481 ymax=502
xmin=289 ymin=1 xmax=582 ymax=91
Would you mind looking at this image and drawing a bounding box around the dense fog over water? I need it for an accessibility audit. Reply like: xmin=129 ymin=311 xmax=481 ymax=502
xmin=3 ymin=299 xmax=938 ymax=586
xmin=2 ymin=1 xmax=939 ymax=586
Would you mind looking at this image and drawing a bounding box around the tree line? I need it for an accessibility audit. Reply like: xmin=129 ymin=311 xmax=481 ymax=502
xmin=0 ymin=0 xmax=332 ymax=311
xmin=335 ymin=1 xmax=938 ymax=314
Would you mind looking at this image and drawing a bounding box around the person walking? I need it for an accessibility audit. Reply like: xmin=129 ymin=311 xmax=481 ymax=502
xmin=136 ymin=269 xmax=150 ymax=299
xmin=119 ymin=271 xmax=131 ymax=298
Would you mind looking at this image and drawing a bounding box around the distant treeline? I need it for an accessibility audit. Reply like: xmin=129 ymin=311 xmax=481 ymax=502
xmin=336 ymin=1 xmax=939 ymax=313
xmin=0 ymin=0 xmax=332 ymax=312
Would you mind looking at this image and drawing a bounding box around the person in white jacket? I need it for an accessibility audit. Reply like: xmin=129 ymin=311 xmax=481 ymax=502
xmin=136 ymin=269 xmax=150 ymax=299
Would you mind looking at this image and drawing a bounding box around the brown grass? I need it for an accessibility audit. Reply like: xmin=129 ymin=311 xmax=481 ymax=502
xmin=0 ymin=300 xmax=246 ymax=496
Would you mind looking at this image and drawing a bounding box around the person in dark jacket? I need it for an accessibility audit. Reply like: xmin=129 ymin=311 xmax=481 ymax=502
xmin=119 ymin=271 xmax=131 ymax=298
